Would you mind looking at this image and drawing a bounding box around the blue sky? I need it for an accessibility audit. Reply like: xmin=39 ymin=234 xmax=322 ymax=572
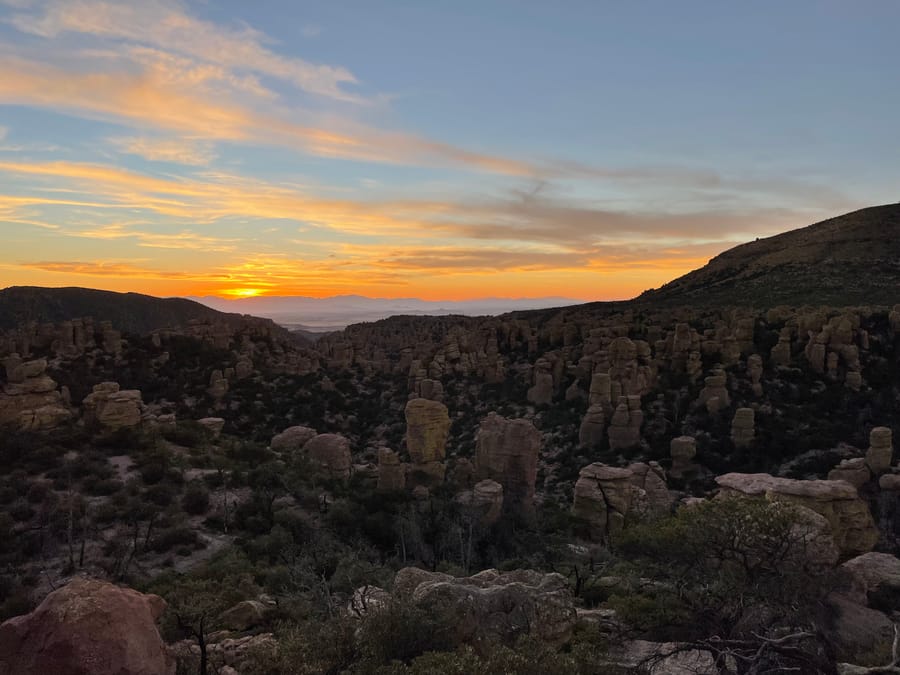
xmin=0 ymin=0 xmax=897 ymax=299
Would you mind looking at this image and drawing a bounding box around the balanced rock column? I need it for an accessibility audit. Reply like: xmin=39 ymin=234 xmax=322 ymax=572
xmin=866 ymin=427 xmax=893 ymax=474
xmin=731 ymin=408 xmax=755 ymax=448
xmin=607 ymin=395 xmax=642 ymax=450
xmin=578 ymin=404 xmax=606 ymax=448
xmin=670 ymin=436 xmax=697 ymax=476
xmin=572 ymin=463 xmax=634 ymax=540
xmin=377 ymin=447 xmax=407 ymax=492
xmin=405 ymin=398 xmax=451 ymax=487
xmin=474 ymin=413 xmax=541 ymax=522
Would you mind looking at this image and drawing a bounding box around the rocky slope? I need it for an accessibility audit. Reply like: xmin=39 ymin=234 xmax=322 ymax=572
xmin=636 ymin=203 xmax=900 ymax=308
xmin=0 ymin=286 xmax=277 ymax=334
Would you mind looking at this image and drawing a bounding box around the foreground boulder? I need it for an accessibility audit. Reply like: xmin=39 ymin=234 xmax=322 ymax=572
xmin=387 ymin=567 xmax=576 ymax=649
xmin=0 ymin=578 xmax=174 ymax=675
xmin=715 ymin=473 xmax=879 ymax=556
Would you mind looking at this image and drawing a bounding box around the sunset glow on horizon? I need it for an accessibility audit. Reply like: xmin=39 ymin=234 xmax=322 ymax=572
xmin=2 ymin=1 xmax=898 ymax=301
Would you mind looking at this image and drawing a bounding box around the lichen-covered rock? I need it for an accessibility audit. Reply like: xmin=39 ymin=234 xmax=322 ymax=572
xmin=715 ymin=473 xmax=878 ymax=556
xmin=0 ymin=578 xmax=174 ymax=675
xmin=388 ymin=567 xmax=576 ymax=648
xmin=404 ymin=398 xmax=450 ymax=465
xmin=475 ymin=413 xmax=541 ymax=522
xmin=303 ymin=433 xmax=352 ymax=480
xmin=0 ymin=356 xmax=72 ymax=431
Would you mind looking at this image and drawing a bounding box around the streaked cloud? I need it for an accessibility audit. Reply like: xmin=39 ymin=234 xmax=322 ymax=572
xmin=6 ymin=0 xmax=363 ymax=102
xmin=108 ymin=136 xmax=217 ymax=166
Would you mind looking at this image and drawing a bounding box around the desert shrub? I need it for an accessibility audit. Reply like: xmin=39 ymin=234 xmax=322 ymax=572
xmin=182 ymin=481 xmax=210 ymax=515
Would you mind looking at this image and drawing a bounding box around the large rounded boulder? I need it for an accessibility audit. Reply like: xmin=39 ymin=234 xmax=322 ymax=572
xmin=0 ymin=578 xmax=174 ymax=675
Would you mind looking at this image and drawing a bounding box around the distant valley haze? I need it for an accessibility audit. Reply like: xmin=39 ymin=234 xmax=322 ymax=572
xmin=188 ymin=294 xmax=584 ymax=330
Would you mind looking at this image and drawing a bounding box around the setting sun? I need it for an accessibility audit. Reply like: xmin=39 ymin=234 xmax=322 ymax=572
xmin=223 ymin=288 xmax=265 ymax=298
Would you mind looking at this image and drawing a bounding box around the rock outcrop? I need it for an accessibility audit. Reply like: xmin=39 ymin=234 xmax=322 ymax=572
xmin=572 ymin=463 xmax=634 ymax=540
xmin=865 ymin=427 xmax=893 ymax=474
xmin=387 ymin=567 xmax=577 ymax=648
xmin=404 ymin=398 xmax=451 ymax=486
xmin=730 ymin=407 xmax=755 ymax=448
xmin=82 ymin=382 xmax=143 ymax=430
xmin=0 ymin=355 xmax=72 ymax=430
xmin=377 ymin=447 xmax=407 ymax=492
xmin=578 ymin=403 xmax=606 ymax=447
xmin=715 ymin=473 xmax=879 ymax=556
xmin=270 ymin=425 xmax=317 ymax=453
xmin=474 ymin=413 xmax=541 ymax=522
xmin=669 ymin=436 xmax=697 ymax=476
xmin=607 ymin=395 xmax=643 ymax=450
xmin=302 ymin=433 xmax=352 ymax=481
xmin=0 ymin=578 xmax=174 ymax=675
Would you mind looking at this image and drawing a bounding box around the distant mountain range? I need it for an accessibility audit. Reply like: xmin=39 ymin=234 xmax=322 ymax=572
xmin=3 ymin=203 xmax=898 ymax=335
xmin=187 ymin=295 xmax=583 ymax=330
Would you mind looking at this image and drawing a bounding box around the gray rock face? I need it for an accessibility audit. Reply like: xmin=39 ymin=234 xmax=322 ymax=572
xmin=303 ymin=433 xmax=352 ymax=480
xmin=866 ymin=426 xmax=893 ymax=474
xmin=270 ymin=425 xmax=317 ymax=453
xmin=475 ymin=413 xmax=541 ymax=522
xmin=387 ymin=567 xmax=576 ymax=648
xmin=715 ymin=473 xmax=879 ymax=556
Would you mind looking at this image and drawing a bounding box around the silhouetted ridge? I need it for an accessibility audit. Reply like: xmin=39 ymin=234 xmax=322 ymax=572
xmin=0 ymin=286 xmax=268 ymax=333
xmin=636 ymin=203 xmax=900 ymax=308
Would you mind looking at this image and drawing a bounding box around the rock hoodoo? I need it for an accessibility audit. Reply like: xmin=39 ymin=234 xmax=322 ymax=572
xmin=474 ymin=413 xmax=541 ymax=522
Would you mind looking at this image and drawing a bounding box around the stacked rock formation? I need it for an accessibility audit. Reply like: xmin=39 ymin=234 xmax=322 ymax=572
xmin=607 ymin=395 xmax=643 ymax=450
xmin=730 ymin=408 xmax=755 ymax=448
xmin=302 ymin=433 xmax=352 ymax=481
xmin=0 ymin=578 xmax=174 ymax=675
xmin=377 ymin=447 xmax=407 ymax=492
xmin=698 ymin=369 xmax=730 ymax=413
xmin=770 ymin=328 xmax=793 ymax=366
xmin=865 ymin=427 xmax=893 ymax=474
xmin=715 ymin=473 xmax=879 ymax=556
xmin=572 ymin=464 xmax=617 ymax=536
xmin=578 ymin=404 xmax=606 ymax=447
xmin=82 ymin=382 xmax=143 ymax=430
xmin=828 ymin=458 xmax=871 ymax=489
xmin=458 ymin=479 xmax=505 ymax=526
xmin=404 ymin=398 xmax=451 ymax=487
xmin=0 ymin=356 xmax=72 ymax=431
xmin=669 ymin=436 xmax=697 ymax=476
xmin=474 ymin=413 xmax=541 ymax=522
xmin=572 ymin=462 xmax=672 ymax=540
xmin=747 ymin=354 xmax=763 ymax=396
xmin=526 ymin=358 xmax=554 ymax=406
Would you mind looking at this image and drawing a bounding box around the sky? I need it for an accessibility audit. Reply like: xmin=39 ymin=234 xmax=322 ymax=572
xmin=0 ymin=0 xmax=898 ymax=301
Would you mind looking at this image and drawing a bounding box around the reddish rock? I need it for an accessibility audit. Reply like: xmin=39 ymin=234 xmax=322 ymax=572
xmin=0 ymin=577 xmax=174 ymax=675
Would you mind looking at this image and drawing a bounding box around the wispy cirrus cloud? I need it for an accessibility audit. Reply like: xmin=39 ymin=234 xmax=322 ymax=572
xmin=6 ymin=0 xmax=364 ymax=102
xmin=107 ymin=135 xmax=217 ymax=166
